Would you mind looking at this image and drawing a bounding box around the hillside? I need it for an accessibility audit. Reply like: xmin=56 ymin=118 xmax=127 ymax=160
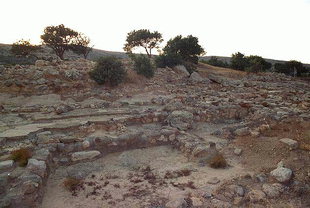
xmin=201 ymin=55 xmax=310 ymax=67
xmin=0 ymin=57 xmax=309 ymax=208
xmin=1 ymin=43 xmax=309 ymax=67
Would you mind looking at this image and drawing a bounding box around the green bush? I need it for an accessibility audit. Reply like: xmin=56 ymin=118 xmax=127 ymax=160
xmin=130 ymin=54 xmax=154 ymax=78
xmin=155 ymin=53 xmax=183 ymax=68
xmin=89 ymin=56 xmax=126 ymax=86
xmin=201 ymin=56 xmax=229 ymax=68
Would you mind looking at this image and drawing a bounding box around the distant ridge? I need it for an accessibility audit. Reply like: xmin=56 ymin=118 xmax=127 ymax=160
xmin=201 ymin=56 xmax=310 ymax=67
xmin=0 ymin=43 xmax=309 ymax=67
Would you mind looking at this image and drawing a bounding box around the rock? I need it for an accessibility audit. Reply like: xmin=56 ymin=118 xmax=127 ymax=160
xmin=234 ymin=148 xmax=242 ymax=156
xmin=27 ymin=159 xmax=47 ymax=178
xmin=270 ymin=166 xmax=292 ymax=183
xmin=166 ymin=198 xmax=187 ymax=208
xmin=256 ymin=173 xmax=267 ymax=183
xmin=280 ymin=138 xmax=298 ymax=149
xmin=167 ymin=110 xmax=194 ymax=130
xmin=173 ymin=65 xmax=190 ymax=76
xmin=191 ymin=197 xmax=203 ymax=206
xmin=234 ymin=127 xmax=250 ymax=136
xmin=66 ymin=162 xmax=104 ymax=180
xmin=207 ymin=177 xmax=220 ymax=184
xmin=210 ymin=199 xmax=232 ymax=208
xmin=247 ymin=189 xmax=266 ymax=202
xmin=35 ymin=60 xmax=47 ymax=67
xmin=71 ymin=150 xmax=100 ymax=162
xmin=32 ymin=149 xmax=50 ymax=161
xmin=0 ymin=173 xmax=8 ymax=194
xmin=189 ymin=72 xmax=205 ymax=82
xmin=64 ymin=69 xmax=82 ymax=80
xmin=118 ymin=152 xmax=140 ymax=170
xmin=0 ymin=160 xmax=14 ymax=172
xmin=36 ymin=131 xmax=59 ymax=144
xmin=262 ymin=183 xmax=284 ymax=198
xmin=55 ymin=105 xmax=74 ymax=115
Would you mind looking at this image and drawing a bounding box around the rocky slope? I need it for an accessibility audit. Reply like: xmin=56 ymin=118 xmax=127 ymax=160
xmin=0 ymin=59 xmax=309 ymax=208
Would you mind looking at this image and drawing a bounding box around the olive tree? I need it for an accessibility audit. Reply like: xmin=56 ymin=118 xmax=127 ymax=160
xmin=41 ymin=24 xmax=79 ymax=60
xmin=163 ymin=35 xmax=205 ymax=64
xmin=124 ymin=29 xmax=163 ymax=57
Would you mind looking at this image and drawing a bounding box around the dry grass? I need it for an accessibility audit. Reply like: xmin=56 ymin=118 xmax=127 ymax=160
xmin=63 ymin=178 xmax=83 ymax=192
xmin=10 ymin=148 xmax=32 ymax=167
xmin=124 ymin=68 xmax=146 ymax=84
xmin=209 ymin=153 xmax=228 ymax=169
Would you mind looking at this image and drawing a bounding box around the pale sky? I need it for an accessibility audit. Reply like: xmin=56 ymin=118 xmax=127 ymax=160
xmin=1 ymin=0 xmax=310 ymax=63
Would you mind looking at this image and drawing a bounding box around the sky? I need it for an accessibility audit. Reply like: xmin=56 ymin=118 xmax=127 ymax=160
xmin=1 ymin=0 xmax=310 ymax=63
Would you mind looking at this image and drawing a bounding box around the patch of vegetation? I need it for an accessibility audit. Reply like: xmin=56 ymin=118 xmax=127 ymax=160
xmin=163 ymin=35 xmax=205 ymax=64
xmin=10 ymin=148 xmax=32 ymax=167
xmin=274 ymin=60 xmax=308 ymax=77
xmin=154 ymin=53 xmax=183 ymax=68
xmin=89 ymin=56 xmax=126 ymax=86
xmin=11 ymin=39 xmax=40 ymax=57
xmin=41 ymin=24 xmax=91 ymax=60
xmin=230 ymin=52 xmax=272 ymax=72
xmin=63 ymin=177 xmax=83 ymax=193
xmin=129 ymin=54 xmax=154 ymax=78
xmin=209 ymin=153 xmax=227 ymax=169
xmin=200 ymin=56 xmax=229 ymax=68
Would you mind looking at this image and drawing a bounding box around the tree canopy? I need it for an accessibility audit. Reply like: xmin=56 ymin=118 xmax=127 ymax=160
xmin=41 ymin=24 xmax=79 ymax=60
xmin=163 ymin=35 xmax=205 ymax=64
xmin=124 ymin=29 xmax=163 ymax=57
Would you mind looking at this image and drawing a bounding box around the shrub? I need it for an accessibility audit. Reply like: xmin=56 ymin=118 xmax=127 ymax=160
xmin=89 ymin=56 xmax=126 ymax=86
xmin=209 ymin=153 xmax=227 ymax=169
xmin=201 ymin=56 xmax=229 ymax=68
xmin=11 ymin=39 xmax=40 ymax=57
xmin=10 ymin=148 xmax=32 ymax=167
xmin=154 ymin=53 xmax=182 ymax=68
xmin=63 ymin=177 xmax=82 ymax=192
xmin=129 ymin=54 xmax=154 ymax=78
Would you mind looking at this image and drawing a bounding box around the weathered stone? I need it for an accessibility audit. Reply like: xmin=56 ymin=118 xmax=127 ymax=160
xmin=247 ymin=189 xmax=266 ymax=202
xmin=71 ymin=150 xmax=100 ymax=162
xmin=262 ymin=183 xmax=284 ymax=198
xmin=280 ymin=138 xmax=298 ymax=149
xmin=234 ymin=148 xmax=242 ymax=156
xmin=166 ymin=198 xmax=187 ymax=208
xmin=167 ymin=110 xmax=194 ymax=130
xmin=270 ymin=167 xmax=292 ymax=183
xmin=0 ymin=160 xmax=14 ymax=172
xmin=234 ymin=127 xmax=250 ymax=136
xmin=26 ymin=159 xmax=47 ymax=178
xmin=189 ymin=72 xmax=205 ymax=82
xmin=207 ymin=177 xmax=220 ymax=184
xmin=173 ymin=65 xmax=190 ymax=76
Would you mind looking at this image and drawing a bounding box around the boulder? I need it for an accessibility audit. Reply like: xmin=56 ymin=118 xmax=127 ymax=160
xmin=167 ymin=110 xmax=194 ymax=130
xmin=0 ymin=160 xmax=14 ymax=172
xmin=270 ymin=166 xmax=292 ymax=183
xmin=262 ymin=183 xmax=284 ymax=198
xmin=35 ymin=60 xmax=47 ymax=67
xmin=173 ymin=65 xmax=190 ymax=76
xmin=189 ymin=72 xmax=205 ymax=82
xmin=71 ymin=151 xmax=100 ymax=162
xmin=247 ymin=189 xmax=266 ymax=202
xmin=26 ymin=159 xmax=47 ymax=178
xmin=234 ymin=127 xmax=250 ymax=136
xmin=234 ymin=148 xmax=242 ymax=156
xmin=280 ymin=138 xmax=298 ymax=150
